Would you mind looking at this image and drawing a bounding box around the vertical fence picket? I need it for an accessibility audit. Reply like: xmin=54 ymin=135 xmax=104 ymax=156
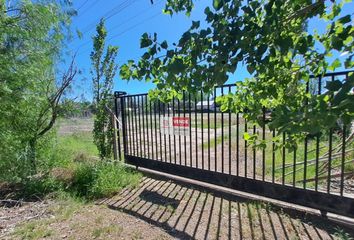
xmin=173 ymin=97 xmax=177 ymax=164
xmin=141 ymin=96 xmax=146 ymax=158
xmin=228 ymin=86 xmax=232 ymax=175
xmin=282 ymin=132 xmax=286 ymax=185
xmin=214 ymin=88 xmax=217 ymax=172
xmin=159 ymin=100 xmax=163 ymax=161
xmin=183 ymin=92 xmax=187 ymax=166
xmin=201 ymin=91 xmax=204 ymax=170
xmin=208 ymin=92 xmax=211 ymax=171
xmin=221 ymin=87 xmax=224 ymax=174
xmin=244 ymin=119 xmax=248 ymax=177
xmin=178 ymin=97 xmax=182 ymax=165
xmin=253 ymin=124 xmax=256 ymax=179
xmin=340 ymin=125 xmax=347 ymax=196
xmin=236 ymin=113 xmax=239 ymax=176
xmin=195 ymin=95 xmax=198 ymax=169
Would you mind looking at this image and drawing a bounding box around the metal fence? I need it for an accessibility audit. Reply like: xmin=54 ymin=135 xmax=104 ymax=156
xmin=114 ymin=70 xmax=354 ymax=218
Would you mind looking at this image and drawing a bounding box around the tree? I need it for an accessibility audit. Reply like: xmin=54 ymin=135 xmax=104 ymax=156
xmin=26 ymin=58 xmax=77 ymax=173
xmin=0 ymin=0 xmax=75 ymax=178
xmin=120 ymin=0 xmax=354 ymax=144
xmin=90 ymin=19 xmax=119 ymax=159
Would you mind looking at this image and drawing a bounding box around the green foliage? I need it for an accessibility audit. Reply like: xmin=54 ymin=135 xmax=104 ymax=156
xmin=120 ymin=0 xmax=354 ymax=145
xmin=6 ymin=132 xmax=142 ymax=200
xmin=58 ymin=99 xmax=94 ymax=118
xmin=69 ymin=162 xmax=142 ymax=198
xmin=56 ymin=131 xmax=98 ymax=161
xmin=0 ymin=0 xmax=75 ymax=178
xmin=333 ymin=227 xmax=353 ymax=240
xmin=90 ymin=19 xmax=119 ymax=159
xmin=89 ymin=163 xmax=142 ymax=198
xmin=71 ymin=163 xmax=96 ymax=196
xmin=21 ymin=176 xmax=65 ymax=199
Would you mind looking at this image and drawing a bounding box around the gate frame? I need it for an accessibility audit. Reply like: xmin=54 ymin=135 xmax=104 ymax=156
xmin=114 ymin=70 xmax=354 ymax=218
xmin=125 ymin=155 xmax=354 ymax=218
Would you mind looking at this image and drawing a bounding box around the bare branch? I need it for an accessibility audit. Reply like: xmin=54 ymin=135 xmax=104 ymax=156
xmin=36 ymin=56 xmax=77 ymax=138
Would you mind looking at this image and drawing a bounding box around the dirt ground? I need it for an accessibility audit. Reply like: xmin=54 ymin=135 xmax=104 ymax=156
xmin=2 ymin=175 xmax=353 ymax=240
xmin=58 ymin=118 xmax=93 ymax=135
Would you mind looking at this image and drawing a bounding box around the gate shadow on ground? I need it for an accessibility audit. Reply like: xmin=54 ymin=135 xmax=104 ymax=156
xmin=101 ymin=175 xmax=354 ymax=240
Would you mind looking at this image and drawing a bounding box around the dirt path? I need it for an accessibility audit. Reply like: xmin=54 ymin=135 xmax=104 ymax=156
xmin=3 ymin=175 xmax=353 ymax=239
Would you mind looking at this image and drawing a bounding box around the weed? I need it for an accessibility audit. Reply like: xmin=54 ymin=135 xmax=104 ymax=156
xmin=202 ymin=134 xmax=230 ymax=149
xmin=89 ymin=163 xmax=142 ymax=198
xmin=14 ymin=221 xmax=53 ymax=240
xmin=333 ymin=227 xmax=353 ymax=240
xmin=246 ymin=203 xmax=255 ymax=221
xmin=92 ymin=225 xmax=121 ymax=239
xmin=95 ymin=216 xmax=104 ymax=224
xmin=132 ymin=230 xmax=143 ymax=239
xmin=166 ymin=204 xmax=176 ymax=213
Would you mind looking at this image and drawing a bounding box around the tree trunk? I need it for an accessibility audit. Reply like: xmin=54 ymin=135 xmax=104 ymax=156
xmin=28 ymin=139 xmax=37 ymax=175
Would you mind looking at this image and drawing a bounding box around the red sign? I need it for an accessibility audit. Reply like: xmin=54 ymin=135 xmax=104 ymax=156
xmin=172 ymin=117 xmax=189 ymax=127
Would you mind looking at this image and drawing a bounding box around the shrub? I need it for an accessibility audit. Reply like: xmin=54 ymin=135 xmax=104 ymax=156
xmin=90 ymin=163 xmax=142 ymax=198
xmin=70 ymin=162 xmax=142 ymax=199
xmin=21 ymin=176 xmax=65 ymax=200
xmin=70 ymin=163 xmax=96 ymax=197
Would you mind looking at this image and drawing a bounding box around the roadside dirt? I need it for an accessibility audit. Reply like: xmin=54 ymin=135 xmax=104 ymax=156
xmin=0 ymin=199 xmax=53 ymax=238
xmin=2 ymin=175 xmax=353 ymax=239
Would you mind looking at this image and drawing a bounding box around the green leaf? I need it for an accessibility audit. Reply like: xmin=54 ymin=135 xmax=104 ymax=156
xmin=332 ymin=36 xmax=343 ymax=50
xmin=166 ymin=50 xmax=174 ymax=58
xmin=191 ymin=21 xmax=200 ymax=29
xmin=142 ymin=52 xmax=150 ymax=60
xmin=213 ymin=0 xmax=223 ymax=10
xmin=297 ymin=38 xmax=308 ymax=54
xmin=169 ymin=58 xmax=185 ymax=74
xmin=329 ymin=59 xmax=341 ymax=71
xmin=162 ymin=9 xmax=172 ymax=15
xmin=140 ymin=33 xmax=153 ymax=48
xmin=278 ymin=36 xmax=293 ymax=52
xmin=247 ymin=65 xmax=255 ymax=74
xmin=243 ymin=132 xmax=251 ymax=141
xmin=161 ymin=40 xmax=168 ymax=49
xmin=326 ymin=80 xmax=342 ymax=91
xmin=338 ymin=14 xmax=351 ymax=24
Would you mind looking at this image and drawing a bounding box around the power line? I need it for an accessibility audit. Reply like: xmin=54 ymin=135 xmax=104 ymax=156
xmin=107 ymin=11 xmax=161 ymax=42
xmin=107 ymin=0 xmax=163 ymax=33
xmin=77 ymin=0 xmax=90 ymax=12
xmin=78 ymin=0 xmax=102 ymax=17
xmin=75 ymin=0 xmax=162 ymax=52
xmin=80 ymin=0 xmax=139 ymax=36
xmin=76 ymin=11 xmax=162 ymax=57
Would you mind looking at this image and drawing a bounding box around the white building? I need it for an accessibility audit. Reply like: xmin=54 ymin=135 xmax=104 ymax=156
xmin=196 ymin=100 xmax=220 ymax=112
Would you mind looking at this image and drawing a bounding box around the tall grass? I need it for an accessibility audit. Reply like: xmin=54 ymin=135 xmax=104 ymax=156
xmin=5 ymin=128 xmax=142 ymax=200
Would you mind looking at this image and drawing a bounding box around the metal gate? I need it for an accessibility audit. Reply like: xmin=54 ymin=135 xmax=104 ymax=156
xmin=114 ymin=71 xmax=354 ymax=218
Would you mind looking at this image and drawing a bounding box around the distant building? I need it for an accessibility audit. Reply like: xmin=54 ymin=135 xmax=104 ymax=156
xmin=196 ymin=100 xmax=220 ymax=112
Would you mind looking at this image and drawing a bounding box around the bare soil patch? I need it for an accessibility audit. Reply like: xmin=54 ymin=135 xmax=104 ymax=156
xmin=102 ymin=175 xmax=354 ymax=239
xmin=3 ymin=176 xmax=353 ymax=239
xmin=0 ymin=199 xmax=53 ymax=238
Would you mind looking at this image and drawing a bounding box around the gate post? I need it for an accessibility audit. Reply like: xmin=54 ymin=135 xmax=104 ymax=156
xmin=114 ymin=91 xmax=127 ymax=162
xmin=111 ymin=111 xmax=118 ymax=161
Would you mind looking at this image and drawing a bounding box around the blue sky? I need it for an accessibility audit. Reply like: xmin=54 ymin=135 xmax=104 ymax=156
xmin=67 ymin=0 xmax=354 ymax=101
xmin=69 ymin=0 xmax=216 ymax=100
